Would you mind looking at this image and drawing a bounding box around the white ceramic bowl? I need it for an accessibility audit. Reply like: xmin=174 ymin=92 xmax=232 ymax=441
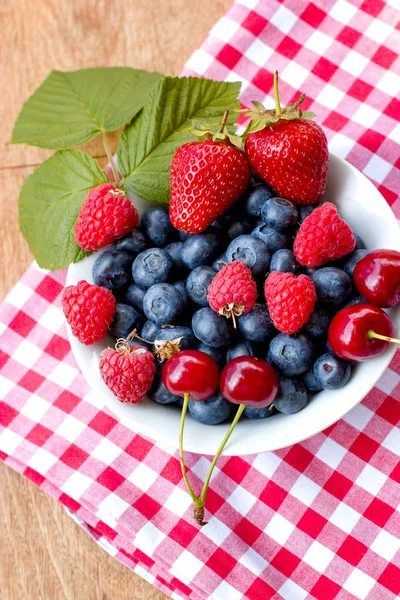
xmin=66 ymin=154 xmax=400 ymax=456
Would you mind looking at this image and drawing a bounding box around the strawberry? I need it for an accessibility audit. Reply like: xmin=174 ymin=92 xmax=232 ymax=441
xmin=244 ymin=72 xmax=328 ymax=205
xmin=169 ymin=111 xmax=251 ymax=233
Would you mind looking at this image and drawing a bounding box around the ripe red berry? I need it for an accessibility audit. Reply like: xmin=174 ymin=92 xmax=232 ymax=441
xmin=220 ymin=356 xmax=279 ymax=408
xmin=62 ymin=280 xmax=116 ymax=345
xmin=99 ymin=343 xmax=156 ymax=404
xmin=169 ymin=139 xmax=251 ymax=234
xmin=294 ymin=202 xmax=355 ymax=268
xmin=162 ymin=350 xmax=219 ymax=401
xmin=75 ymin=183 xmax=139 ymax=251
xmin=207 ymin=260 xmax=257 ymax=326
xmin=264 ymin=272 xmax=316 ymax=334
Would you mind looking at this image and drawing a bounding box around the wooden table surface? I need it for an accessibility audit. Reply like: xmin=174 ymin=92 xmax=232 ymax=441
xmin=0 ymin=1 xmax=232 ymax=597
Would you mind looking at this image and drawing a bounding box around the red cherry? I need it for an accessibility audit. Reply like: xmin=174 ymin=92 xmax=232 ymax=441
xmin=162 ymin=350 xmax=219 ymax=401
xmin=220 ymin=356 xmax=279 ymax=408
xmin=328 ymin=303 xmax=396 ymax=362
xmin=354 ymin=249 xmax=400 ymax=308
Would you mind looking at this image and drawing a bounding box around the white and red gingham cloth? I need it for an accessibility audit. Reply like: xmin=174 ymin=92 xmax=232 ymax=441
xmin=1 ymin=1 xmax=400 ymax=599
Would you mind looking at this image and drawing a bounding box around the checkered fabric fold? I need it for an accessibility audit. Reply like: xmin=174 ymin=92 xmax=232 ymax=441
xmin=1 ymin=1 xmax=399 ymax=599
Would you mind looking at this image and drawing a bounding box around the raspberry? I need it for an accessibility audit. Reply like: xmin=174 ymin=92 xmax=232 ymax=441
xmin=294 ymin=202 xmax=355 ymax=268
xmin=207 ymin=261 xmax=257 ymax=326
xmin=264 ymin=272 xmax=316 ymax=335
xmin=62 ymin=280 xmax=116 ymax=345
xmin=99 ymin=343 xmax=156 ymax=404
xmin=75 ymin=183 xmax=139 ymax=251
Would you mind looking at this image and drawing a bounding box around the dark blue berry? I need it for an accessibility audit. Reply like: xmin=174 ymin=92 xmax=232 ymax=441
xmin=154 ymin=325 xmax=196 ymax=350
xmin=353 ymin=232 xmax=366 ymax=250
xmin=132 ymin=248 xmax=174 ymax=289
xmin=164 ymin=241 xmax=187 ymax=277
xmin=344 ymin=295 xmax=365 ymax=308
xmin=244 ymin=405 xmax=276 ymax=419
xmin=313 ymin=353 xmax=351 ymax=390
xmin=270 ymin=249 xmax=296 ymax=273
xmin=212 ymin=253 xmax=228 ymax=272
xmin=197 ymin=343 xmax=226 ymax=371
xmin=302 ymin=368 xmax=323 ymax=392
xmin=181 ymin=231 xmax=222 ymax=269
xmin=173 ymin=280 xmax=191 ymax=311
xmin=238 ymin=304 xmax=275 ymax=344
xmin=226 ymin=235 xmax=270 ymax=276
xmin=267 ymin=333 xmax=314 ymax=376
xmin=188 ymin=392 xmax=232 ymax=425
xmin=178 ymin=230 xmax=191 ymax=242
xmin=252 ymin=224 xmax=290 ymax=253
xmin=141 ymin=206 xmax=175 ymax=247
xmin=186 ymin=266 xmax=215 ymax=306
xmin=226 ymin=219 xmax=253 ymax=241
xmin=244 ymin=183 xmax=274 ymax=216
xmin=299 ymin=204 xmax=318 ymax=222
xmin=109 ymin=303 xmax=144 ymax=339
xmin=302 ymin=305 xmax=330 ymax=339
xmin=141 ymin=320 xmax=159 ymax=342
xmin=143 ymin=283 xmax=183 ymax=325
xmin=92 ymin=250 xmax=132 ymax=292
xmin=261 ymin=197 xmax=298 ymax=231
xmin=342 ymin=249 xmax=368 ymax=278
xmin=226 ymin=340 xmax=255 ymax=362
xmin=112 ymin=229 xmax=148 ymax=256
xmin=123 ymin=283 xmax=146 ymax=312
xmin=192 ymin=307 xmax=236 ymax=348
xmin=212 ymin=205 xmax=237 ymax=230
xmin=312 ymin=267 xmax=352 ymax=306
xmin=273 ymin=378 xmax=308 ymax=414
xmin=149 ymin=369 xmax=180 ymax=404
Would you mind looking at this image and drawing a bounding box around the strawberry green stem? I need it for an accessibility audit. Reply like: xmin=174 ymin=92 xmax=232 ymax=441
xmin=179 ymin=393 xmax=199 ymax=504
xmin=218 ymin=110 xmax=229 ymax=134
xmin=274 ymin=71 xmax=282 ymax=118
xmin=367 ymin=330 xmax=400 ymax=344
xmin=102 ymin=132 xmax=120 ymax=186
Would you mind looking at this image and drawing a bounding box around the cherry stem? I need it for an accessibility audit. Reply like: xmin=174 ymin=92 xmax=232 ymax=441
xmin=199 ymin=403 xmax=246 ymax=506
xmin=367 ymin=330 xmax=400 ymax=345
xmin=218 ymin=110 xmax=229 ymax=134
xmin=102 ymin=132 xmax=121 ymax=186
xmin=274 ymin=71 xmax=282 ymax=117
xmin=231 ymin=312 xmax=237 ymax=329
xmin=178 ymin=393 xmax=198 ymax=504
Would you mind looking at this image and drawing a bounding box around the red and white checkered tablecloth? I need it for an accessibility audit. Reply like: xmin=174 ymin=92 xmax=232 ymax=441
xmin=1 ymin=1 xmax=399 ymax=599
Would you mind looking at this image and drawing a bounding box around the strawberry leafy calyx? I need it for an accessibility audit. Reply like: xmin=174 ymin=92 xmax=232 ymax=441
xmin=243 ymin=71 xmax=316 ymax=136
xmin=189 ymin=109 xmax=244 ymax=148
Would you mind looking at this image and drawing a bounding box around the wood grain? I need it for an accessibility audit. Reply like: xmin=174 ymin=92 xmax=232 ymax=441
xmin=0 ymin=0 xmax=231 ymax=597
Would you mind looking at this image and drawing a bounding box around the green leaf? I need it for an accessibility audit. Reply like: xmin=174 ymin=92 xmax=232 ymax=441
xmin=251 ymin=100 xmax=266 ymax=111
xmin=301 ymin=111 xmax=316 ymax=119
xmin=11 ymin=67 xmax=163 ymax=149
xmin=19 ymin=150 xmax=108 ymax=270
xmin=118 ymin=76 xmax=241 ymax=203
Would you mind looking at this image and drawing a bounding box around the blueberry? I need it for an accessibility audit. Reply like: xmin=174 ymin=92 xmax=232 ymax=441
xmin=312 ymin=267 xmax=352 ymax=306
xmin=226 ymin=340 xmax=255 ymax=362
xmin=212 ymin=253 xmax=228 ymax=272
xmin=261 ymin=197 xmax=298 ymax=231
xmin=303 ymin=267 xmax=318 ymax=278
xmin=302 ymin=368 xmax=323 ymax=392
xmin=141 ymin=320 xmax=159 ymax=342
xmin=273 ymin=378 xmax=308 ymax=414
xmin=132 ymin=248 xmax=174 ymax=289
xmin=186 ymin=266 xmax=215 ymax=306
xmin=109 ymin=303 xmax=144 ymax=339
xmin=353 ymin=232 xmax=366 ymax=250
xmin=143 ymin=283 xmax=183 ymax=325
xmin=302 ymin=305 xmax=330 ymax=339
xmin=270 ymin=249 xmax=296 ymax=273
xmin=344 ymin=295 xmax=365 ymax=308
xmin=252 ymin=225 xmax=290 ymax=253
xmin=244 ymin=183 xmax=274 ymax=216
xmin=299 ymin=204 xmax=318 ymax=222
xmin=244 ymin=405 xmax=276 ymax=419
xmin=226 ymin=219 xmax=253 ymax=241
xmin=154 ymin=325 xmax=196 ymax=350
xmin=313 ymin=353 xmax=351 ymax=390
xmin=192 ymin=307 xmax=236 ymax=348
xmin=226 ymin=235 xmax=270 ymax=276
xmin=123 ymin=283 xmax=146 ymax=311
xmin=267 ymin=333 xmax=314 ymax=376
xmin=342 ymin=249 xmax=368 ymax=278
xmin=112 ymin=229 xmax=148 ymax=256
xmin=141 ymin=206 xmax=175 ymax=247
xmin=212 ymin=205 xmax=237 ymax=230
xmin=149 ymin=369 xmax=180 ymax=404
xmin=164 ymin=241 xmax=187 ymax=277
xmin=181 ymin=231 xmax=222 ymax=269
xmin=197 ymin=343 xmax=226 ymax=370
xmin=178 ymin=230 xmax=191 ymax=242
xmin=188 ymin=392 xmax=232 ymax=425
xmin=173 ymin=280 xmax=191 ymax=311
xmin=238 ymin=304 xmax=275 ymax=344
xmin=93 ymin=250 xmax=133 ymax=292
